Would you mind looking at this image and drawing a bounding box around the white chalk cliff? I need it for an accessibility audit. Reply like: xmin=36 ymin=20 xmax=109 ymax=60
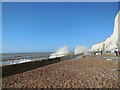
xmin=91 ymin=11 xmax=120 ymax=52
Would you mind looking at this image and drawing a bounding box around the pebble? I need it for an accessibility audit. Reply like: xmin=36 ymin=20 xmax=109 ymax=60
xmin=2 ymin=55 xmax=119 ymax=88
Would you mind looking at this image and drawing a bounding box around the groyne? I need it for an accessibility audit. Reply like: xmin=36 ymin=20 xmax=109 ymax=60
xmin=2 ymin=54 xmax=81 ymax=77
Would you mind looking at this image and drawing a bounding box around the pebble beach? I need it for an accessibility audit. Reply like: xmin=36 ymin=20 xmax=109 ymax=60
xmin=2 ymin=55 xmax=119 ymax=88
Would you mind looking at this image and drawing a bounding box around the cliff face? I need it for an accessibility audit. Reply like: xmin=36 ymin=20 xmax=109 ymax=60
xmin=91 ymin=11 xmax=120 ymax=52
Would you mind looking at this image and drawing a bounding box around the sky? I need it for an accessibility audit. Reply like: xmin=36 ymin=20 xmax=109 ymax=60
xmin=2 ymin=2 xmax=118 ymax=53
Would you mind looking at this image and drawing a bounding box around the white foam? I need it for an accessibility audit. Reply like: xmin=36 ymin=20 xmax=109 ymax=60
xmin=49 ymin=46 xmax=69 ymax=58
xmin=1 ymin=58 xmax=31 ymax=66
xmin=107 ymin=59 xmax=113 ymax=61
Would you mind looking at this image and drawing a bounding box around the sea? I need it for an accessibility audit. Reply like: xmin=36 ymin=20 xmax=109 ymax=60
xmin=0 ymin=52 xmax=52 ymax=66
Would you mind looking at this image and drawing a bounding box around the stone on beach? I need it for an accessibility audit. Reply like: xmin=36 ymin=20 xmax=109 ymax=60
xmin=2 ymin=55 xmax=118 ymax=88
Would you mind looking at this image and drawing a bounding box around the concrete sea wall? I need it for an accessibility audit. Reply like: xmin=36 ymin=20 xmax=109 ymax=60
xmin=2 ymin=57 xmax=61 ymax=77
xmin=2 ymin=54 xmax=81 ymax=77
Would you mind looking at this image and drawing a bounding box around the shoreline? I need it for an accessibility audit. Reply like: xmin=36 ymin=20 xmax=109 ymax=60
xmin=2 ymin=55 xmax=119 ymax=88
xmin=2 ymin=55 xmax=82 ymax=77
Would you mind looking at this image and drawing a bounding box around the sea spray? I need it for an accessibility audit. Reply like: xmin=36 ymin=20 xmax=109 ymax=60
xmin=74 ymin=46 xmax=88 ymax=54
xmin=49 ymin=46 xmax=69 ymax=58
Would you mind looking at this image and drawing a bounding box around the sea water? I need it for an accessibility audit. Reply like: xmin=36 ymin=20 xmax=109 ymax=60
xmin=1 ymin=52 xmax=52 ymax=66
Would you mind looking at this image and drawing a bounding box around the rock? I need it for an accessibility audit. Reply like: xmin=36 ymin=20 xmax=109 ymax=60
xmin=91 ymin=11 xmax=120 ymax=52
xmin=2 ymin=56 xmax=118 ymax=88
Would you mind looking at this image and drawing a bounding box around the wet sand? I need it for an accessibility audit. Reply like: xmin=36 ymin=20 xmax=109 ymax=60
xmin=2 ymin=55 xmax=119 ymax=88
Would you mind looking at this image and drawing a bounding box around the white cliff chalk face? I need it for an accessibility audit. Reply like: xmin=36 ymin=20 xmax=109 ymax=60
xmin=91 ymin=11 xmax=120 ymax=52
xmin=49 ymin=46 xmax=69 ymax=58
